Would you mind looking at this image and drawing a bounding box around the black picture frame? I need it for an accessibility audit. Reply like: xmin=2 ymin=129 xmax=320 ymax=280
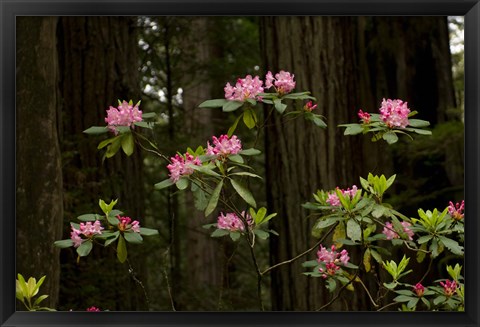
xmin=1 ymin=1 xmax=478 ymax=326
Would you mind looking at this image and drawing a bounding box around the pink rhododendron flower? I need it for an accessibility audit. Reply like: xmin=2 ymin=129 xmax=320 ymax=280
xmin=117 ymin=216 xmax=141 ymax=233
xmin=304 ymin=101 xmax=317 ymax=112
xmin=326 ymin=185 xmax=358 ymax=207
xmin=317 ymin=244 xmax=350 ymax=278
xmin=265 ymin=70 xmax=296 ymax=95
xmin=413 ymin=283 xmax=425 ymax=297
xmin=379 ymin=98 xmax=410 ymax=128
xmin=217 ymin=212 xmax=246 ymax=232
xmin=382 ymin=221 xmax=414 ymax=240
xmin=358 ymin=109 xmax=371 ymax=124
xmin=448 ymin=200 xmax=464 ymax=221
xmin=440 ymin=280 xmax=457 ymax=297
xmin=86 ymin=306 xmax=101 ymax=312
xmin=167 ymin=153 xmax=202 ymax=183
xmin=70 ymin=221 xmax=104 ymax=248
xmin=206 ymin=134 xmax=242 ymax=158
xmin=105 ymin=100 xmax=143 ymax=134
xmin=224 ymin=75 xmax=264 ymax=101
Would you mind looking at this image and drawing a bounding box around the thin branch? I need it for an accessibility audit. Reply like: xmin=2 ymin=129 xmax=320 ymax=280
xmin=261 ymin=222 xmax=338 ymax=276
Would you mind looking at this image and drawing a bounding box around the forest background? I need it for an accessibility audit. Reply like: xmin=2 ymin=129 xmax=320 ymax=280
xmin=16 ymin=16 xmax=464 ymax=311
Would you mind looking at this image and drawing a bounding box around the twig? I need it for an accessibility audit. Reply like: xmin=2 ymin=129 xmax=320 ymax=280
xmin=261 ymin=222 xmax=338 ymax=276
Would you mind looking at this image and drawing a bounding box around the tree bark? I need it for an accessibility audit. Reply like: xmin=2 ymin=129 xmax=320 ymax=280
xmin=16 ymin=16 xmax=63 ymax=309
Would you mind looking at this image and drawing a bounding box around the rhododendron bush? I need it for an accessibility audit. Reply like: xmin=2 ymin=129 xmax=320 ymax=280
xmin=37 ymin=70 xmax=465 ymax=312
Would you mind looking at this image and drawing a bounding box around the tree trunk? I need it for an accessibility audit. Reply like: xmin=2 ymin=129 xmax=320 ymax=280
xmin=57 ymin=16 xmax=145 ymax=311
xmin=16 ymin=16 xmax=64 ymax=309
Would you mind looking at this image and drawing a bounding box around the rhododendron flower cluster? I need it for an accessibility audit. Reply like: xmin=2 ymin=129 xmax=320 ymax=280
xmin=317 ymin=245 xmax=350 ymax=278
xmin=382 ymin=221 xmax=414 ymax=241
xmin=379 ymin=98 xmax=411 ymax=128
xmin=206 ymin=134 xmax=242 ymax=157
xmin=117 ymin=215 xmax=141 ymax=233
xmin=105 ymin=100 xmax=143 ymax=134
xmin=265 ymin=70 xmax=296 ymax=95
xmin=440 ymin=280 xmax=458 ymax=297
xmin=304 ymin=101 xmax=317 ymax=112
xmin=217 ymin=212 xmax=249 ymax=232
xmin=413 ymin=283 xmax=425 ymax=297
xmin=358 ymin=109 xmax=371 ymax=124
xmin=326 ymin=185 xmax=358 ymax=207
xmin=448 ymin=200 xmax=465 ymax=221
xmin=167 ymin=153 xmax=202 ymax=183
xmin=70 ymin=221 xmax=104 ymax=247
xmin=86 ymin=306 xmax=101 ymax=312
xmin=224 ymin=75 xmax=264 ymax=101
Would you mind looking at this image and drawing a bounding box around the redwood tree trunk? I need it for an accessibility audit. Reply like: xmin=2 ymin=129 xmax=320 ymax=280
xmin=16 ymin=16 xmax=64 ymax=309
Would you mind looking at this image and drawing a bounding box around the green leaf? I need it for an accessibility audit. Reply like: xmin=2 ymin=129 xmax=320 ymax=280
xmin=192 ymin=184 xmax=208 ymax=211
xmin=239 ymin=148 xmax=261 ymax=156
xmin=139 ymin=227 xmax=159 ymax=236
xmin=105 ymin=136 xmax=123 ymax=158
xmin=410 ymin=128 xmax=432 ymax=135
xmin=154 ymin=179 xmax=174 ymax=190
xmin=211 ymin=229 xmax=229 ymax=237
xmin=223 ymin=101 xmax=244 ymax=112
xmin=133 ymin=121 xmax=153 ymax=129
xmin=141 ymin=112 xmax=156 ymax=119
xmin=228 ymin=114 xmax=243 ymax=137
xmin=76 ymin=241 xmax=93 ymax=257
xmin=229 ymin=154 xmax=244 ymax=163
xmin=205 ymin=180 xmax=224 ymax=217
xmin=394 ymin=295 xmax=415 ymax=303
xmin=438 ymin=236 xmax=464 ymax=255
xmin=83 ymin=126 xmax=109 ymax=135
xmin=77 ymin=213 xmax=101 ymax=222
xmin=33 ymin=294 xmax=49 ymax=307
xmin=417 ymin=235 xmax=433 ymax=244
xmin=344 ymin=124 xmax=363 ymax=135
xmin=364 ymin=249 xmax=372 ymax=272
xmin=230 ymin=232 xmax=241 ymax=241
xmin=433 ymin=295 xmax=447 ymax=305
xmin=230 ymin=178 xmax=256 ymax=208
xmin=273 ymin=99 xmax=287 ymax=114
xmin=243 ymin=109 xmax=257 ymax=129
xmin=107 ymin=215 xmax=120 ymax=225
xmin=199 ymin=99 xmax=228 ymax=108
xmin=53 ymin=239 xmax=74 ymax=248
xmin=121 ymin=132 xmax=134 ymax=156
xmin=253 ymin=207 xmax=267 ymax=225
xmin=117 ymin=235 xmax=128 ymax=263
xmin=370 ymin=249 xmax=383 ymax=263
xmin=346 ymin=219 xmax=361 ymax=242
xmin=123 ymin=231 xmax=143 ymax=244
xmin=229 ymin=172 xmax=261 ymax=179
xmin=104 ymin=232 xmax=120 ymax=246
xmin=176 ymin=178 xmax=189 ymax=190
xmin=97 ymin=135 xmax=120 ymax=150
xmin=254 ymin=229 xmax=270 ymax=240
xmin=408 ymin=119 xmax=430 ymax=128
xmin=383 ymin=131 xmax=398 ymax=144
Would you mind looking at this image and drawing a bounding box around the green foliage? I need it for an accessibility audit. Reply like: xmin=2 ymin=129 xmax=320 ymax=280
xmin=16 ymin=274 xmax=55 ymax=311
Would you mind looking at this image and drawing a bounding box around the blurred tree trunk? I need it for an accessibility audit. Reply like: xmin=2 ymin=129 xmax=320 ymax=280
xmin=260 ymin=16 xmax=457 ymax=311
xmin=16 ymin=16 xmax=63 ymax=309
xmin=56 ymin=16 xmax=146 ymax=311
xmin=180 ymin=17 xmax=224 ymax=308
